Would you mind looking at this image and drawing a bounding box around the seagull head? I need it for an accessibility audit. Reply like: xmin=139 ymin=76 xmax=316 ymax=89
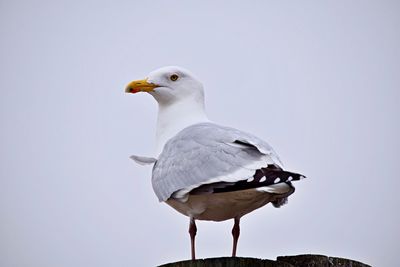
xmin=125 ymin=66 xmax=204 ymax=105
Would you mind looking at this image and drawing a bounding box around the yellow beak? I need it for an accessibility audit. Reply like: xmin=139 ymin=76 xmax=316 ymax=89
xmin=125 ymin=79 xmax=158 ymax=93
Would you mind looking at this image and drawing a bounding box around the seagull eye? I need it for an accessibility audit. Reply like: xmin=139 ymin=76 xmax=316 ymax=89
xmin=170 ymin=74 xmax=179 ymax=81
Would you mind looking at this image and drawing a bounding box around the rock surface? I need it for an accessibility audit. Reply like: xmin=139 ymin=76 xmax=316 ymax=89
xmin=158 ymin=254 xmax=372 ymax=267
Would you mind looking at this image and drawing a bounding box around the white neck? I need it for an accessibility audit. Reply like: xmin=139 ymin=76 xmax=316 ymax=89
xmin=155 ymin=97 xmax=209 ymax=155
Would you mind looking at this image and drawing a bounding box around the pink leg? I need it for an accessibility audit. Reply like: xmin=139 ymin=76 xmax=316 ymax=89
xmin=189 ymin=218 xmax=197 ymax=260
xmin=231 ymin=217 xmax=240 ymax=257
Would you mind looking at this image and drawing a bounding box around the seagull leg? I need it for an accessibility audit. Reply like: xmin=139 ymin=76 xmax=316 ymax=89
xmin=189 ymin=218 xmax=197 ymax=260
xmin=231 ymin=217 xmax=240 ymax=257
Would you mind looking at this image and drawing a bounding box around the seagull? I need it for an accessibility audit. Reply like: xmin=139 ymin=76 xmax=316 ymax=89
xmin=125 ymin=66 xmax=305 ymax=260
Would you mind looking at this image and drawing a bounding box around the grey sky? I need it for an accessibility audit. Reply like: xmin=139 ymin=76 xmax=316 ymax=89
xmin=1 ymin=1 xmax=399 ymax=266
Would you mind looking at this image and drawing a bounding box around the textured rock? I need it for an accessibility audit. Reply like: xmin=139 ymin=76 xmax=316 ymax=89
xmin=277 ymin=254 xmax=371 ymax=267
xmin=158 ymin=254 xmax=372 ymax=267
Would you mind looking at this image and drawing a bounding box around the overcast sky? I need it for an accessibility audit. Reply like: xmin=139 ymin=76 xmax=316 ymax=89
xmin=1 ymin=1 xmax=399 ymax=266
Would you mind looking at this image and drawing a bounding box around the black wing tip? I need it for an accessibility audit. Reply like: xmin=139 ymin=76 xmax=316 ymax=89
xmin=188 ymin=165 xmax=306 ymax=195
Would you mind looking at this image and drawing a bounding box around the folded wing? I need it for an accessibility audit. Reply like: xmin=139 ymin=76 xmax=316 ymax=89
xmin=152 ymin=122 xmax=304 ymax=202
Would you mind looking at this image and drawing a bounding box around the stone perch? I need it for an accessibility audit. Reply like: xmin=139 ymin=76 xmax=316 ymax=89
xmin=158 ymin=254 xmax=372 ymax=267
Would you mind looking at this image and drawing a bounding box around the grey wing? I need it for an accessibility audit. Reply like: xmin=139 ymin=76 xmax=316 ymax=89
xmin=130 ymin=155 xmax=157 ymax=166
xmin=152 ymin=123 xmax=285 ymax=202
